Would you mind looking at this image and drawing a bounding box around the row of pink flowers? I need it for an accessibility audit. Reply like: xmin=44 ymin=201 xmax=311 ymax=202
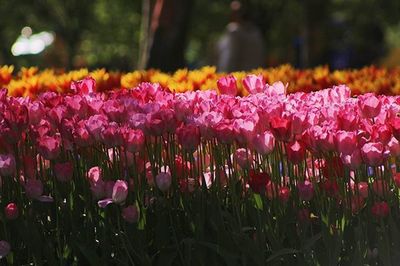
xmin=1 ymin=75 xmax=400 ymax=259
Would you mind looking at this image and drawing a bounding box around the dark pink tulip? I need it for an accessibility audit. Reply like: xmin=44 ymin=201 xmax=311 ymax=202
xmin=234 ymin=148 xmax=252 ymax=169
xmin=251 ymin=131 xmax=275 ymax=155
xmin=90 ymin=180 xmax=106 ymax=200
xmin=28 ymin=102 xmax=45 ymax=125
xmin=122 ymin=205 xmax=140 ymax=223
xmin=0 ymin=154 xmax=16 ymax=176
xmin=176 ymin=124 xmax=200 ymax=152
xmin=337 ymin=109 xmax=359 ymax=131
xmin=25 ymin=179 xmax=43 ymax=199
xmin=103 ymin=99 xmax=126 ymax=122
xmin=0 ymin=240 xmax=10 ymax=259
xmin=361 ymin=142 xmax=384 ymax=166
xmin=358 ymin=93 xmax=382 ymax=118
xmin=105 ymin=180 xmax=115 ymax=198
xmin=278 ymin=186 xmax=290 ymax=203
xmin=270 ymin=116 xmax=291 ymax=141
xmin=297 ymin=180 xmax=314 ymax=201
xmin=335 ymin=130 xmax=357 ymax=155
xmin=217 ymin=75 xmax=237 ymax=96
xmin=4 ymin=203 xmax=18 ymax=220
xmin=242 ymin=74 xmax=264 ymax=94
xmin=101 ymin=122 xmax=123 ymax=148
xmin=286 ymin=140 xmax=305 ymax=164
xmin=371 ymin=201 xmax=390 ymax=218
xmin=297 ymin=208 xmax=311 ymax=224
xmin=73 ymin=123 xmax=93 ymax=147
xmin=37 ymin=135 xmax=61 ymax=160
xmin=54 ymin=162 xmax=73 ymax=182
xmin=156 ymin=171 xmax=172 ymax=192
xmin=356 ymin=182 xmax=369 ymax=199
xmin=23 ymin=156 xmax=36 ymax=179
xmin=123 ymin=128 xmax=145 ymax=153
xmin=391 ymin=117 xmax=400 ymax=141
xmin=215 ymin=122 xmax=235 ymax=144
xmin=371 ymin=123 xmax=392 ymax=145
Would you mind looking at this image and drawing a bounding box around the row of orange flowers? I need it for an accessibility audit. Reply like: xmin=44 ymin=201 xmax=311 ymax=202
xmin=1 ymin=64 xmax=400 ymax=97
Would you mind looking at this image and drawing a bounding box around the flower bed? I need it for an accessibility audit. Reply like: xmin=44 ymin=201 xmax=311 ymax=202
xmin=2 ymin=65 xmax=400 ymax=97
xmin=1 ymin=76 xmax=400 ymax=264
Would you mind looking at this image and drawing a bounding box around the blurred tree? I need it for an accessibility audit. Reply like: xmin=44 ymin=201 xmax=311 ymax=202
xmin=0 ymin=0 xmax=399 ymax=70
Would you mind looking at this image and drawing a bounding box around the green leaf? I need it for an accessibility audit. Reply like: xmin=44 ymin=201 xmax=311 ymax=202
xmin=266 ymin=248 xmax=299 ymax=263
xmin=73 ymin=241 xmax=103 ymax=266
xmin=302 ymin=232 xmax=322 ymax=251
xmin=253 ymin=193 xmax=263 ymax=210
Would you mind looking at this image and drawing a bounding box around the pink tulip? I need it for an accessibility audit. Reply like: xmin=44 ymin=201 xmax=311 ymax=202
xmin=242 ymin=74 xmax=264 ymax=94
xmin=112 ymin=180 xmax=128 ymax=204
xmin=217 ymin=75 xmax=237 ymax=96
xmin=340 ymin=149 xmax=362 ymax=170
xmin=71 ymin=76 xmax=95 ymax=94
xmin=4 ymin=203 xmax=18 ymax=220
xmin=251 ymin=131 xmax=275 ymax=155
xmin=358 ymin=93 xmax=381 ymax=118
xmin=176 ymin=124 xmax=201 ymax=152
xmin=54 ymin=162 xmax=73 ymax=182
xmin=335 ymin=130 xmax=357 ymax=155
xmin=361 ymin=142 xmax=384 ymax=166
xmin=0 ymin=154 xmax=16 ymax=176
xmin=87 ymin=166 xmax=102 ymax=184
xmin=37 ymin=135 xmax=61 ymax=160
xmin=388 ymin=137 xmax=400 ymax=156
xmin=122 ymin=205 xmax=140 ymax=223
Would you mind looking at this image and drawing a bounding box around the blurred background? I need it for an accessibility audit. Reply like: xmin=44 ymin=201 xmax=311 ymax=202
xmin=1 ymin=0 xmax=400 ymax=72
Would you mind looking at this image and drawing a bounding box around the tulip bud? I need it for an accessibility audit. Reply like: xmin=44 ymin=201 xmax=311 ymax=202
xmin=0 ymin=240 xmax=10 ymax=259
xmin=112 ymin=180 xmax=128 ymax=204
xmin=54 ymin=162 xmax=73 ymax=182
xmin=371 ymin=201 xmax=390 ymax=218
xmin=122 ymin=205 xmax=140 ymax=223
xmin=156 ymin=172 xmax=172 ymax=192
xmin=4 ymin=203 xmax=18 ymax=220
xmin=0 ymin=154 xmax=16 ymax=177
xmin=297 ymin=180 xmax=314 ymax=201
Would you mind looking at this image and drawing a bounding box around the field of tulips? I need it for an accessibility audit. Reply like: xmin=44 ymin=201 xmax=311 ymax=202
xmin=2 ymin=64 xmax=400 ymax=97
xmin=2 ymin=71 xmax=400 ymax=265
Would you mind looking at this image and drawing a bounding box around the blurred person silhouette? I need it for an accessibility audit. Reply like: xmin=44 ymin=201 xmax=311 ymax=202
xmin=216 ymin=1 xmax=265 ymax=72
